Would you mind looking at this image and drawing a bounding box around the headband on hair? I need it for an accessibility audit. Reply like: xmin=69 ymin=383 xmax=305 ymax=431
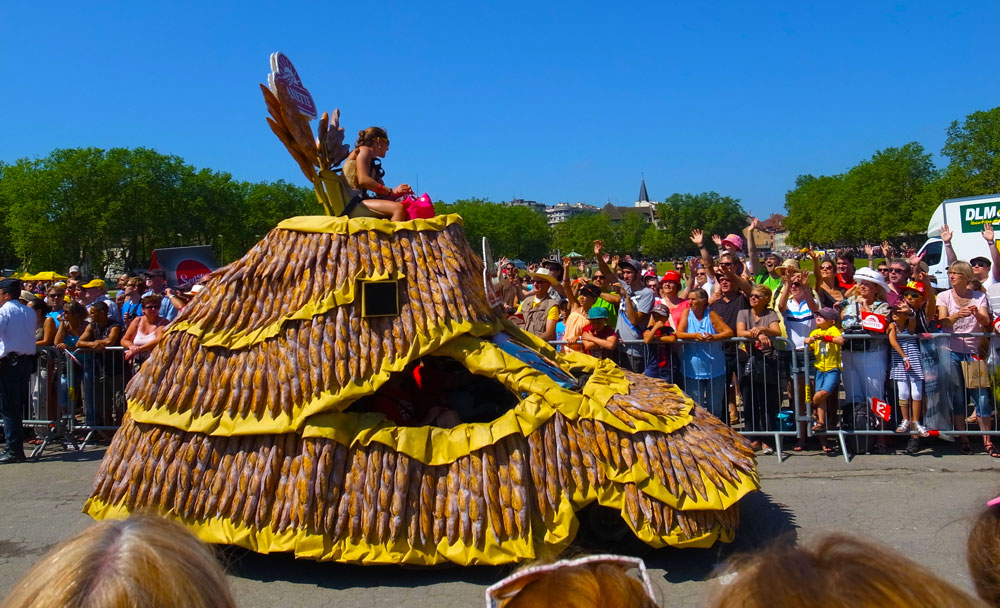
xmin=484 ymin=554 xmax=655 ymax=608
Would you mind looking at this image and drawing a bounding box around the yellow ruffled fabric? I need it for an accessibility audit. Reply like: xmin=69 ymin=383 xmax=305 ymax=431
xmin=83 ymin=496 xmax=549 ymax=566
xmin=276 ymin=213 xmax=464 ymax=235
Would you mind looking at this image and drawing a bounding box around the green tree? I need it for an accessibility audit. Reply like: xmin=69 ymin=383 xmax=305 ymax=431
xmin=938 ymin=106 xmax=1000 ymax=197
xmin=551 ymin=212 xmax=614 ymax=255
xmin=441 ymin=199 xmax=551 ymax=261
xmin=784 ymin=143 xmax=935 ymax=245
xmin=653 ymin=192 xmax=748 ymax=256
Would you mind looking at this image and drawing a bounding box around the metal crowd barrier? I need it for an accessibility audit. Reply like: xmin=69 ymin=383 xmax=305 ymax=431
xmin=24 ymin=346 xmax=128 ymax=459
xmin=550 ymin=332 xmax=1000 ymax=462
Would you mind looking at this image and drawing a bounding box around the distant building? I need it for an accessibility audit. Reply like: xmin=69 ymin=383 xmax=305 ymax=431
xmin=755 ymin=213 xmax=788 ymax=252
xmin=602 ymin=202 xmax=655 ymax=224
xmin=503 ymin=198 xmax=547 ymax=214
xmin=546 ymin=202 xmax=599 ymax=226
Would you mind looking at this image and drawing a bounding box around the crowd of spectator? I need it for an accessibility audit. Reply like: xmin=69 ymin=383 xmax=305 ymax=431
xmin=10 ymin=268 xmax=209 ymax=431
xmin=499 ymin=218 xmax=1000 ymax=457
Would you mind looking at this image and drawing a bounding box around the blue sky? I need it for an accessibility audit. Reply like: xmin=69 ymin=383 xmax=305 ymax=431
xmin=3 ymin=1 xmax=998 ymax=218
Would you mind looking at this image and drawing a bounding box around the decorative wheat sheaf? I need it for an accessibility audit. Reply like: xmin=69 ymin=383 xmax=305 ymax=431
xmin=84 ymin=214 xmax=759 ymax=565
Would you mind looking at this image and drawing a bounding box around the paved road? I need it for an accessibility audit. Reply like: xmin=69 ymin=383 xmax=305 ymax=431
xmin=0 ymin=440 xmax=997 ymax=606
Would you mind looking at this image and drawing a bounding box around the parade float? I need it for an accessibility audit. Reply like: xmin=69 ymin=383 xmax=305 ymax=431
xmin=83 ymin=54 xmax=759 ymax=565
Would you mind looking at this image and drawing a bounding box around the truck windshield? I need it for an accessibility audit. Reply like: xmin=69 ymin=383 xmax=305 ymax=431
xmin=921 ymin=240 xmax=942 ymax=266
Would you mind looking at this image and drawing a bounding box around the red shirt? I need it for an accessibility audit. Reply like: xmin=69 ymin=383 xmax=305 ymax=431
xmin=582 ymin=325 xmax=616 ymax=359
xmin=837 ymin=273 xmax=855 ymax=291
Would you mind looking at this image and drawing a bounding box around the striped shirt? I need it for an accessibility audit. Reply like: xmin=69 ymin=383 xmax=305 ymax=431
xmin=783 ymin=297 xmax=816 ymax=350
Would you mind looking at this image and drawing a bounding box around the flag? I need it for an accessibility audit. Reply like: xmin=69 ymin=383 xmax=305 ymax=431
xmin=871 ymin=397 xmax=891 ymax=421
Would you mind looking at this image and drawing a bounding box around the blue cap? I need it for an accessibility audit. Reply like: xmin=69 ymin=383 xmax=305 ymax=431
xmin=587 ymin=306 xmax=608 ymax=319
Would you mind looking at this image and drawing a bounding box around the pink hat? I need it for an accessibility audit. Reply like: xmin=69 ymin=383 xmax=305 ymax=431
xmin=721 ymin=234 xmax=744 ymax=251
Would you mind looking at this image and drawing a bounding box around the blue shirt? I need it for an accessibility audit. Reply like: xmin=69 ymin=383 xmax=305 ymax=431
xmin=680 ymin=309 xmax=725 ymax=379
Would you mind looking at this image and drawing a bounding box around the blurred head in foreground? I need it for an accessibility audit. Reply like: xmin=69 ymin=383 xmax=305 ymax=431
xmin=485 ymin=553 xmax=659 ymax=608
xmin=705 ymin=533 xmax=984 ymax=608
xmin=969 ymin=495 xmax=1000 ymax=607
xmin=1 ymin=514 xmax=236 ymax=608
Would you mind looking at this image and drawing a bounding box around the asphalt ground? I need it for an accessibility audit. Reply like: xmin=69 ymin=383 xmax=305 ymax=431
xmin=0 ymin=437 xmax=997 ymax=607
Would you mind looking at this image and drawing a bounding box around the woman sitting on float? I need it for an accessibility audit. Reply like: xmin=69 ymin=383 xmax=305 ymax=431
xmin=341 ymin=127 xmax=413 ymax=221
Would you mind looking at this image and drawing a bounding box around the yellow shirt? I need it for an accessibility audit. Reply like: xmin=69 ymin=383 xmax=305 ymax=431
xmin=516 ymin=297 xmax=560 ymax=320
xmin=809 ymin=326 xmax=842 ymax=371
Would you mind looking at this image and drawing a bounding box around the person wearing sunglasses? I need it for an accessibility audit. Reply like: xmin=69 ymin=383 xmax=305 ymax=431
xmin=120 ymin=295 xmax=169 ymax=366
xmin=883 ymin=259 xmax=912 ymax=307
xmin=586 ymin=270 xmax=618 ymax=329
xmin=777 ymin=266 xmax=819 ymax=451
xmin=806 ymin=250 xmax=845 ymax=309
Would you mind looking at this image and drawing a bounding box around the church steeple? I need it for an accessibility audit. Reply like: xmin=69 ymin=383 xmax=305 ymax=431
xmin=638 ymin=177 xmax=650 ymax=203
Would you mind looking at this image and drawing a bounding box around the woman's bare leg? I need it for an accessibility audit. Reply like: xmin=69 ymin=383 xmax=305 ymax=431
xmin=363 ymin=199 xmax=408 ymax=221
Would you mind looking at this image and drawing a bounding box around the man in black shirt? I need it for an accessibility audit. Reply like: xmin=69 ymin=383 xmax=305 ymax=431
xmin=710 ymin=272 xmax=749 ymax=425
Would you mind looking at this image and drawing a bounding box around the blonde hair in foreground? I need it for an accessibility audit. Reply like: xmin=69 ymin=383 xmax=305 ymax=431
xmin=705 ymin=533 xmax=985 ymax=608
xmin=502 ymin=562 xmax=658 ymax=608
xmin=1 ymin=515 xmax=236 ymax=608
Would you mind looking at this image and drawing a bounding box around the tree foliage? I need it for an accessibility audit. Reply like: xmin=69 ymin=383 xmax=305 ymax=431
xmin=440 ymin=199 xmax=551 ymax=261
xmin=0 ymin=147 xmax=318 ymax=275
xmin=652 ymin=192 xmax=749 ymax=256
xmin=786 ymin=106 xmax=1000 ymax=245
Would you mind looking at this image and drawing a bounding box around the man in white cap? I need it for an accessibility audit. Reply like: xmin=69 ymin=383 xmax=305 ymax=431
xmin=67 ymin=265 xmax=81 ymax=281
xmin=0 ymin=279 xmax=37 ymax=463
xmin=515 ymin=267 xmax=561 ymax=341
xmin=593 ymin=240 xmax=654 ymax=373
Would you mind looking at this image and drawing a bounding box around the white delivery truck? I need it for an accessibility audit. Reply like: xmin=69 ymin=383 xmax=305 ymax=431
xmin=917 ymin=193 xmax=1000 ymax=290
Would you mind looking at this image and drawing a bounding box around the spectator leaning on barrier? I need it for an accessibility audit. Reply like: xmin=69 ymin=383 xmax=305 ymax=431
xmin=805 ymin=307 xmax=844 ymax=452
xmin=937 ymin=261 xmax=995 ymax=457
xmin=142 ymin=269 xmax=178 ymax=322
xmin=55 ymin=301 xmax=87 ymax=351
xmin=710 ymin=256 xmax=751 ymax=425
xmin=736 ymin=284 xmax=782 ymax=454
xmin=594 ymin=240 xmax=654 ymax=374
xmin=0 ymin=278 xmax=38 ymax=464
xmin=581 ymin=307 xmax=617 ymax=359
xmin=839 ymin=267 xmax=890 ymax=447
xmin=676 ymin=288 xmax=733 ymax=422
xmin=121 ymin=294 xmax=169 ymax=365
xmin=643 ymin=303 xmax=677 ymax=381
xmin=887 ymin=304 xmax=929 ymax=446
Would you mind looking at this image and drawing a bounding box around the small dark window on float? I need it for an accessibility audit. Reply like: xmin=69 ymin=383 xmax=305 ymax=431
xmin=361 ymin=280 xmax=399 ymax=317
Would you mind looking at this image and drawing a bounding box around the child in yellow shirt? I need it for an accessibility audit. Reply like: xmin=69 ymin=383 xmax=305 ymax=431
xmin=804 ymin=308 xmax=844 ymax=448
